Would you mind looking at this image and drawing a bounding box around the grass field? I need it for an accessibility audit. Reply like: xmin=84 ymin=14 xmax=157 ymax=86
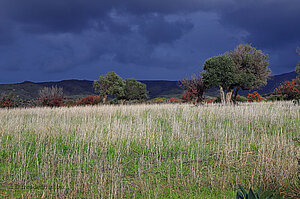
xmin=0 ymin=102 xmax=299 ymax=198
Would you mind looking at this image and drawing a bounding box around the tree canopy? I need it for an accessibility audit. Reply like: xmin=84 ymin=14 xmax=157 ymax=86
xmin=202 ymin=44 xmax=271 ymax=104
xmin=202 ymin=54 xmax=238 ymax=104
xmin=94 ymin=72 xmax=148 ymax=103
xmin=119 ymin=78 xmax=148 ymax=101
xmin=229 ymin=44 xmax=270 ymax=91
xmin=93 ymin=72 xmax=125 ymax=103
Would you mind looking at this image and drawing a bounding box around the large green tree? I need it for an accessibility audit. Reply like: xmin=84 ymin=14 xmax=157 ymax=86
xmin=229 ymin=44 xmax=271 ymax=101
xmin=93 ymin=72 xmax=125 ymax=103
xmin=202 ymin=54 xmax=238 ymax=104
xmin=118 ymin=78 xmax=148 ymax=102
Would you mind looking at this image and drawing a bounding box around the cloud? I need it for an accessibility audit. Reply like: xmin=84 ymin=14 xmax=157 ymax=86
xmin=0 ymin=0 xmax=299 ymax=83
xmin=218 ymin=0 xmax=300 ymax=49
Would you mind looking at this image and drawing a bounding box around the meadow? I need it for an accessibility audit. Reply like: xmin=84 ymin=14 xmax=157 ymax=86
xmin=0 ymin=102 xmax=299 ymax=198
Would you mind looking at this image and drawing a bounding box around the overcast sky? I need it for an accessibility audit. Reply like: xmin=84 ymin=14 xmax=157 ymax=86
xmin=0 ymin=0 xmax=299 ymax=83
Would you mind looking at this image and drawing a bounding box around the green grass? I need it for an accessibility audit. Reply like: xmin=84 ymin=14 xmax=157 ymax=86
xmin=0 ymin=102 xmax=299 ymax=198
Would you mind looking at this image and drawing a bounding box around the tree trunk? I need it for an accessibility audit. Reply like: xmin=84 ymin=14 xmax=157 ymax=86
xmin=103 ymin=94 xmax=108 ymax=104
xmin=219 ymin=86 xmax=225 ymax=105
xmin=225 ymin=88 xmax=234 ymax=104
xmin=196 ymin=94 xmax=203 ymax=105
xmin=233 ymin=87 xmax=240 ymax=103
xmin=120 ymin=99 xmax=126 ymax=105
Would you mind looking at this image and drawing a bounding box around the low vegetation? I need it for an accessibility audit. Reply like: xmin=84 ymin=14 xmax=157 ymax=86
xmin=0 ymin=102 xmax=298 ymax=198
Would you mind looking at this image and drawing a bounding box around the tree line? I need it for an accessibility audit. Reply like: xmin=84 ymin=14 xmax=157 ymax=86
xmin=0 ymin=43 xmax=299 ymax=108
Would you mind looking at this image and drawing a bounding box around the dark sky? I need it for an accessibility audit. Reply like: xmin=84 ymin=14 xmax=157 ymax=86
xmin=0 ymin=0 xmax=299 ymax=83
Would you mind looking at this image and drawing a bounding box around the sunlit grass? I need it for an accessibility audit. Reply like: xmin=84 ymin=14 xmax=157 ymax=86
xmin=0 ymin=102 xmax=299 ymax=198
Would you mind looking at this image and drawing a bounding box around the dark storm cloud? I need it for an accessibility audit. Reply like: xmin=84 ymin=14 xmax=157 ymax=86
xmin=0 ymin=0 xmax=299 ymax=83
xmin=138 ymin=14 xmax=194 ymax=44
xmin=218 ymin=0 xmax=300 ymax=49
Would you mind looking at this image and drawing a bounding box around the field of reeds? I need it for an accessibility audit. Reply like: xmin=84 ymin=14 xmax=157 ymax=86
xmin=0 ymin=102 xmax=299 ymax=198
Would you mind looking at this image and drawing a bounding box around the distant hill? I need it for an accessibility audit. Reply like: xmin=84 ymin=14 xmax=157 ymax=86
xmin=0 ymin=71 xmax=297 ymax=100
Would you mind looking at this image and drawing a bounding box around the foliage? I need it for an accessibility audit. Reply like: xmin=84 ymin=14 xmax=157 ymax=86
xmin=169 ymin=97 xmax=181 ymax=103
xmin=265 ymin=94 xmax=285 ymax=102
xmin=236 ymin=184 xmax=273 ymax=199
xmin=202 ymin=54 xmax=237 ymax=90
xmin=76 ymin=96 xmax=102 ymax=106
xmin=151 ymin=97 xmax=167 ymax=104
xmin=0 ymin=92 xmax=22 ymax=108
xmin=94 ymin=72 xmax=125 ymax=103
xmin=202 ymin=54 xmax=238 ymax=104
xmin=38 ymin=96 xmax=64 ymax=107
xmin=274 ymin=78 xmax=300 ymax=100
xmin=236 ymin=95 xmax=247 ymax=102
xmin=94 ymin=72 xmax=148 ymax=104
xmin=179 ymin=74 xmax=205 ymax=104
xmin=119 ymin=78 xmax=148 ymax=101
xmin=247 ymin=92 xmax=262 ymax=102
xmin=37 ymin=86 xmax=64 ymax=107
xmin=229 ymin=44 xmax=271 ymax=91
xmin=203 ymin=98 xmax=215 ymax=104
xmin=296 ymin=47 xmax=300 ymax=77
xmin=181 ymin=91 xmax=196 ymax=104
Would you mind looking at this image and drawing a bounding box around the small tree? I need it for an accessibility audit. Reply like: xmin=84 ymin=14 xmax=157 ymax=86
xmin=94 ymin=72 xmax=125 ymax=103
xmin=38 ymin=86 xmax=64 ymax=107
xmin=179 ymin=74 xmax=205 ymax=104
xmin=118 ymin=78 xmax=148 ymax=103
xmin=202 ymin=54 xmax=238 ymax=104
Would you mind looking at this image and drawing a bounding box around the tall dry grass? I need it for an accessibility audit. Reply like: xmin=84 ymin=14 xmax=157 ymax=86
xmin=0 ymin=102 xmax=299 ymax=198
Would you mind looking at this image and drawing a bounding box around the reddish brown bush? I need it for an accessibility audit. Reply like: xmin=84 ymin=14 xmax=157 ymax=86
xmin=169 ymin=98 xmax=181 ymax=103
xmin=38 ymin=97 xmax=64 ymax=107
xmin=274 ymin=77 xmax=300 ymax=100
xmin=76 ymin=96 xmax=102 ymax=106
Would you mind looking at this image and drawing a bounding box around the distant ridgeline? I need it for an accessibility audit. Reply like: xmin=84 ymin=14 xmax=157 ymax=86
xmin=0 ymin=71 xmax=297 ymax=100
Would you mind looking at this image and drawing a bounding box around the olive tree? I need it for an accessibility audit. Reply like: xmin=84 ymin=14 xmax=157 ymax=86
xmin=93 ymin=72 xmax=125 ymax=103
xmin=229 ymin=44 xmax=271 ymax=101
xmin=202 ymin=54 xmax=238 ymax=104
xmin=118 ymin=78 xmax=148 ymax=102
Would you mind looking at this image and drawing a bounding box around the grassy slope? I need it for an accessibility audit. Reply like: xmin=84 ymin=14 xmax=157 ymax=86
xmin=0 ymin=102 xmax=299 ymax=198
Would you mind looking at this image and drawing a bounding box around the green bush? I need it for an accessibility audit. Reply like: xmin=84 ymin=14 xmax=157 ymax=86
xmin=236 ymin=95 xmax=247 ymax=102
xmin=266 ymin=94 xmax=285 ymax=102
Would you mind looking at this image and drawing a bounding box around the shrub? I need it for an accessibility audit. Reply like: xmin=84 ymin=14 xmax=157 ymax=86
xmin=236 ymin=95 xmax=247 ymax=102
xmin=274 ymin=78 xmax=300 ymax=100
xmin=37 ymin=86 xmax=64 ymax=107
xmin=181 ymin=91 xmax=196 ymax=104
xmin=0 ymin=92 xmax=22 ymax=108
xmin=151 ymin=97 xmax=167 ymax=104
xmin=266 ymin=94 xmax=284 ymax=102
xmin=247 ymin=92 xmax=262 ymax=102
xmin=76 ymin=96 xmax=101 ymax=106
xmin=169 ymin=98 xmax=181 ymax=103
xmin=203 ymin=98 xmax=214 ymax=104
xmin=38 ymin=97 xmax=64 ymax=107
